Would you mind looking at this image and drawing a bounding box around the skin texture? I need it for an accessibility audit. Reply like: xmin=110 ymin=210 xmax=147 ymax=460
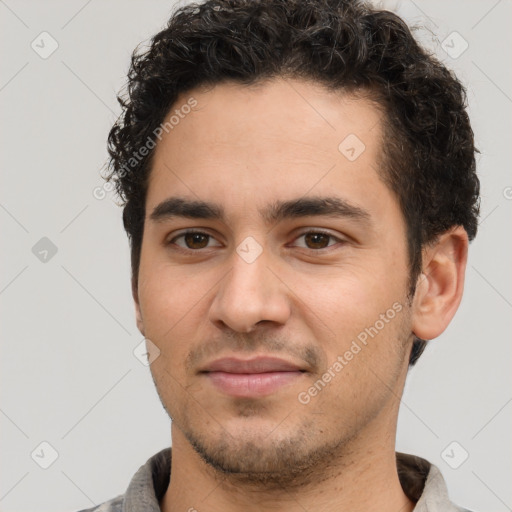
xmin=133 ymin=78 xmax=468 ymax=512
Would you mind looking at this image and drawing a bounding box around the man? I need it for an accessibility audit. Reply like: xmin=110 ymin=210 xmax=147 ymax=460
xmin=81 ymin=0 xmax=480 ymax=510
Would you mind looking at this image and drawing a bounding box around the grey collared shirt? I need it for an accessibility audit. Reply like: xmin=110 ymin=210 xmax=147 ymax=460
xmin=77 ymin=448 xmax=472 ymax=512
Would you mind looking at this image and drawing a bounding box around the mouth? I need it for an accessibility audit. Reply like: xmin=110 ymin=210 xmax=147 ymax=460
xmin=199 ymin=356 xmax=307 ymax=398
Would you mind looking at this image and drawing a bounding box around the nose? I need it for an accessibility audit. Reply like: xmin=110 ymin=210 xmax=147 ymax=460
xmin=208 ymin=246 xmax=291 ymax=333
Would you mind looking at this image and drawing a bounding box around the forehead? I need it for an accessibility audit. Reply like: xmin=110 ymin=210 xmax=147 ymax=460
xmin=156 ymin=78 xmax=383 ymax=157
xmin=147 ymin=78 xmax=392 ymax=223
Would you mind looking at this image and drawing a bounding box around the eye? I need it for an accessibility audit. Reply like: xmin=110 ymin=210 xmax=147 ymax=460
xmin=167 ymin=229 xmax=345 ymax=253
xmin=291 ymin=230 xmax=344 ymax=250
xmin=168 ymin=230 xmax=222 ymax=250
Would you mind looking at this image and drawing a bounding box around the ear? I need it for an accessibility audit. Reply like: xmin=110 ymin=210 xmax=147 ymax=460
xmin=132 ymin=275 xmax=145 ymax=336
xmin=411 ymin=226 xmax=468 ymax=341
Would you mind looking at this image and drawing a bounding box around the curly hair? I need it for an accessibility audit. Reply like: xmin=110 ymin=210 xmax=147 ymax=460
xmin=106 ymin=0 xmax=480 ymax=366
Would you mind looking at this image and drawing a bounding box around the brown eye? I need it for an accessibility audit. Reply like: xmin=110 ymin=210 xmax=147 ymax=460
xmin=293 ymin=230 xmax=342 ymax=250
xmin=293 ymin=230 xmax=345 ymax=252
xmin=169 ymin=231 xmax=221 ymax=250
xmin=303 ymin=232 xmax=331 ymax=249
xmin=183 ymin=232 xmax=210 ymax=249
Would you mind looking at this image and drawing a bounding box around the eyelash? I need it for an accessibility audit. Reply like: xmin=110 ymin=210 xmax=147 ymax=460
xmin=167 ymin=229 xmax=345 ymax=253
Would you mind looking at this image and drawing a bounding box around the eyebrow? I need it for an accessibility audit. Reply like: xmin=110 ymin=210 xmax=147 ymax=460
xmin=149 ymin=195 xmax=372 ymax=227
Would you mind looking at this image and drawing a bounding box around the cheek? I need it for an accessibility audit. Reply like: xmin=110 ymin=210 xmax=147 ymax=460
xmin=292 ymin=262 xmax=406 ymax=349
xmin=137 ymin=264 xmax=213 ymax=382
xmin=138 ymin=260 xmax=207 ymax=328
xmin=298 ymin=287 xmax=410 ymax=426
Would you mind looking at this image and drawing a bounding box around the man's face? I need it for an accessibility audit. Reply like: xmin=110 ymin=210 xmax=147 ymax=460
xmin=136 ymin=78 xmax=415 ymax=483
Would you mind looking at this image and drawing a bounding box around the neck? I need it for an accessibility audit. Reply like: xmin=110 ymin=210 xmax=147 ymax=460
xmin=161 ymin=422 xmax=415 ymax=512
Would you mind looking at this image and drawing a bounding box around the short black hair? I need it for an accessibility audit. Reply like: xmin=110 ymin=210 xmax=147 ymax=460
xmin=106 ymin=0 xmax=480 ymax=366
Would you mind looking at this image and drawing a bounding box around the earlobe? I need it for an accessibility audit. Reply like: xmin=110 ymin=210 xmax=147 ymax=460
xmin=132 ymin=276 xmax=145 ymax=336
xmin=411 ymin=227 xmax=468 ymax=341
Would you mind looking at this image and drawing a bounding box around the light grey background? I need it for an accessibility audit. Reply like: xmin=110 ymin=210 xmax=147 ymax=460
xmin=1 ymin=1 xmax=511 ymax=511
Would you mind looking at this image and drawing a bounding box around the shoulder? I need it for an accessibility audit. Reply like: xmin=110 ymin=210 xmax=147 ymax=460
xmin=396 ymin=452 xmax=478 ymax=512
xmin=74 ymin=494 xmax=124 ymax=512
xmin=71 ymin=447 xmax=171 ymax=512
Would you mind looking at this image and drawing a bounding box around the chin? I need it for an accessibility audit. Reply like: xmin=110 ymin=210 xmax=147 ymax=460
xmin=176 ymin=413 xmax=347 ymax=488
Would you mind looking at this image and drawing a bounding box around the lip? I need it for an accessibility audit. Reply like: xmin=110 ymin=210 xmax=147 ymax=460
xmin=200 ymin=356 xmax=306 ymax=398
xmin=200 ymin=356 xmax=304 ymax=374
